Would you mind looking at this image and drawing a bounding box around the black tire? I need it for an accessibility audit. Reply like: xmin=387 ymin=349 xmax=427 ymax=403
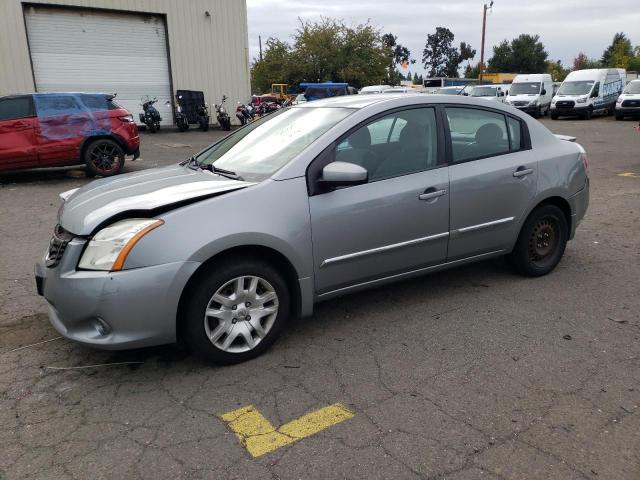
xmin=148 ymin=122 xmax=157 ymax=133
xmin=181 ymin=257 xmax=290 ymax=364
xmin=155 ymin=122 xmax=161 ymax=131
xmin=200 ymin=119 xmax=209 ymax=132
xmin=224 ymin=119 xmax=231 ymax=131
xmin=84 ymin=139 xmax=125 ymax=177
xmin=508 ymin=204 xmax=568 ymax=277
xmin=615 ymin=112 xmax=623 ymax=120
xmin=583 ymin=108 xmax=592 ymax=120
xmin=550 ymin=112 xmax=559 ymax=120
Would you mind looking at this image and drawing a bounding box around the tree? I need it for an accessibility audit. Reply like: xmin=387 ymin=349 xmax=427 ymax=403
xmin=422 ymin=27 xmax=475 ymax=77
xmin=486 ymin=34 xmax=548 ymax=73
xmin=572 ymin=52 xmax=600 ymax=70
xmin=464 ymin=63 xmax=480 ymax=79
xmin=251 ymin=17 xmax=391 ymax=91
xmin=601 ymin=33 xmax=633 ymax=67
xmin=546 ymin=60 xmax=569 ymax=82
xmin=382 ymin=33 xmax=414 ymax=85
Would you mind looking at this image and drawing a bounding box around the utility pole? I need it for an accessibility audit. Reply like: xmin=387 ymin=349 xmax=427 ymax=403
xmin=259 ymin=35 xmax=263 ymax=62
xmin=478 ymin=1 xmax=493 ymax=83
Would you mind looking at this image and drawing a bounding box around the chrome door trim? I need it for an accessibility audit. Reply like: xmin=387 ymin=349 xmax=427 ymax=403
xmin=320 ymin=232 xmax=450 ymax=268
xmin=455 ymin=216 xmax=515 ymax=234
xmin=318 ymin=249 xmax=504 ymax=298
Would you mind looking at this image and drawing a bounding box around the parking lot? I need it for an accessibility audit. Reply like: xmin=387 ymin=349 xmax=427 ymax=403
xmin=1 ymin=116 xmax=639 ymax=479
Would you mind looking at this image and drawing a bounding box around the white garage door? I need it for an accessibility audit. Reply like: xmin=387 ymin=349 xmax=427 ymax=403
xmin=24 ymin=6 xmax=173 ymax=126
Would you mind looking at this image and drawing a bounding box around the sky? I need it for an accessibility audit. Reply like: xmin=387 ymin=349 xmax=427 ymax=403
xmin=246 ymin=0 xmax=640 ymax=75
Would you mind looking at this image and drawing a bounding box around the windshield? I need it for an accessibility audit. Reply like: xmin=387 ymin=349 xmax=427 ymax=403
xmin=558 ymin=81 xmax=594 ymax=96
xmin=623 ymin=81 xmax=640 ymax=94
xmin=196 ymin=107 xmax=353 ymax=181
xmin=471 ymin=87 xmax=497 ymax=97
xmin=509 ymin=82 xmax=541 ymax=95
xmin=437 ymin=88 xmax=461 ymax=95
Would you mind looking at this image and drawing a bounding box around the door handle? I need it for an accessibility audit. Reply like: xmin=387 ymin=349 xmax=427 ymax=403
xmin=513 ymin=167 xmax=534 ymax=178
xmin=419 ymin=189 xmax=447 ymax=201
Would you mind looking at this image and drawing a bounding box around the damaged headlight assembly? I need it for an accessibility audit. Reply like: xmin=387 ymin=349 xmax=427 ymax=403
xmin=78 ymin=219 xmax=164 ymax=271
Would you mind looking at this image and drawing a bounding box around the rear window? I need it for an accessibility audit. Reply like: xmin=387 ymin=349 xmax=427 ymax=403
xmin=0 ymin=97 xmax=34 ymax=121
xmin=81 ymin=94 xmax=122 ymax=111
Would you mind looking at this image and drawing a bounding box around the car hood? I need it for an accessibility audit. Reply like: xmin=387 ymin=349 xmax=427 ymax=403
xmin=507 ymin=94 xmax=539 ymax=102
xmin=59 ymin=164 xmax=255 ymax=235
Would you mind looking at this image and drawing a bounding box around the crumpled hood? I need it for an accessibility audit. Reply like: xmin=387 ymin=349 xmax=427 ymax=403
xmin=59 ymin=164 xmax=255 ymax=235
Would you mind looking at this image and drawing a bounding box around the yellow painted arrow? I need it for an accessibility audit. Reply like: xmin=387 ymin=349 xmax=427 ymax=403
xmin=221 ymin=403 xmax=354 ymax=457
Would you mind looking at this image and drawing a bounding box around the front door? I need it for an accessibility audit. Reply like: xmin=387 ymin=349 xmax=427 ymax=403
xmin=0 ymin=96 xmax=38 ymax=170
xmin=445 ymin=106 xmax=537 ymax=260
xmin=309 ymin=107 xmax=450 ymax=294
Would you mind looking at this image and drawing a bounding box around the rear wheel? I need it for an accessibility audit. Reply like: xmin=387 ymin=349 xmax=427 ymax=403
xmin=148 ymin=122 xmax=157 ymax=133
xmin=84 ymin=139 xmax=125 ymax=177
xmin=181 ymin=258 xmax=290 ymax=364
xmin=508 ymin=204 xmax=568 ymax=277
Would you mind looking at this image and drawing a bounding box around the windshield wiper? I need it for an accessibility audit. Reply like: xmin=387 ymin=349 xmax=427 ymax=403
xmin=201 ymin=163 xmax=244 ymax=181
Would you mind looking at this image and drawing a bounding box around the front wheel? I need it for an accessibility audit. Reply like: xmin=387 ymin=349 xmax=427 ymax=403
xmin=84 ymin=139 xmax=125 ymax=177
xmin=181 ymin=258 xmax=290 ymax=364
xmin=615 ymin=112 xmax=623 ymax=120
xmin=550 ymin=111 xmax=559 ymax=120
xmin=508 ymin=204 xmax=568 ymax=277
xmin=583 ymin=108 xmax=593 ymax=120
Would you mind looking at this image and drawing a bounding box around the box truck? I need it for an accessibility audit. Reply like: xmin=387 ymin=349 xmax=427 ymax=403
xmin=550 ymin=68 xmax=625 ymax=120
xmin=505 ymin=74 xmax=553 ymax=117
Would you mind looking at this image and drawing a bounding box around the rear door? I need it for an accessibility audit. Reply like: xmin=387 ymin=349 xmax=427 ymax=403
xmin=445 ymin=106 xmax=537 ymax=260
xmin=0 ymin=96 xmax=38 ymax=170
xmin=309 ymin=106 xmax=450 ymax=294
xmin=34 ymin=94 xmax=91 ymax=165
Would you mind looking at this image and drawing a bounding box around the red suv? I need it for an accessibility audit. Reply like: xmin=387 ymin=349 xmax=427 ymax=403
xmin=0 ymin=93 xmax=140 ymax=177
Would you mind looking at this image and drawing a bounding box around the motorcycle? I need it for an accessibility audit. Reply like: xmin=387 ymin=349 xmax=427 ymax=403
xmin=139 ymin=96 xmax=162 ymax=133
xmin=174 ymin=95 xmax=189 ymax=132
xmin=196 ymin=102 xmax=210 ymax=131
xmin=236 ymin=102 xmax=254 ymax=125
xmin=215 ymin=95 xmax=231 ymax=131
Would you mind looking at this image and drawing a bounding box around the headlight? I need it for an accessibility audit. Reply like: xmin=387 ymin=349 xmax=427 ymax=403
xmin=576 ymin=97 xmax=587 ymax=104
xmin=616 ymin=97 xmax=623 ymax=104
xmin=78 ymin=219 xmax=164 ymax=271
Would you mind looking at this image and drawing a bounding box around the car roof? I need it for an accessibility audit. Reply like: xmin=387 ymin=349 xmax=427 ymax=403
xmin=294 ymin=93 xmax=519 ymax=111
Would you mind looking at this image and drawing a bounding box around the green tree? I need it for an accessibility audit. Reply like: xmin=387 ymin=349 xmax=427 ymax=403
xmin=464 ymin=63 xmax=480 ymax=79
xmin=251 ymin=17 xmax=391 ymax=91
xmin=546 ymin=60 xmax=569 ymax=82
xmin=601 ymin=33 xmax=633 ymax=67
xmin=382 ymin=33 xmax=414 ymax=85
xmin=422 ymin=27 xmax=475 ymax=77
xmin=250 ymin=38 xmax=292 ymax=94
xmin=487 ymin=34 xmax=548 ymax=73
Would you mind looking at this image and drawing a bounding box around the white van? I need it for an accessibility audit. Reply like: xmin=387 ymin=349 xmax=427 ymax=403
xmin=469 ymin=84 xmax=509 ymax=103
xmin=615 ymin=79 xmax=640 ymax=120
xmin=505 ymin=74 xmax=553 ymax=117
xmin=359 ymin=85 xmax=391 ymax=94
xmin=551 ymin=68 xmax=626 ymax=120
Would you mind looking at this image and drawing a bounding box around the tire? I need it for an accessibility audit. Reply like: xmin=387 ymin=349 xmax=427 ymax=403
xmin=615 ymin=112 xmax=623 ymax=120
xmin=181 ymin=257 xmax=290 ymax=364
xmin=200 ymin=119 xmax=209 ymax=132
xmin=583 ymin=108 xmax=592 ymax=120
xmin=148 ymin=122 xmax=157 ymax=133
xmin=155 ymin=122 xmax=161 ymax=131
xmin=84 ymin=138 xmax=125 ymax=177
xmin=508 ymin=204 xmax=568 ymax=277
xmin=550 ymin=112 xmax=559 ymax=120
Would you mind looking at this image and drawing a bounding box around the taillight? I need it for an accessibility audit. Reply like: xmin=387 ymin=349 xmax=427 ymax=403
xmin=118 ymin=114 xmax=134 ymax=123
xmin=580 ymin=151 xmax=589 ymax=174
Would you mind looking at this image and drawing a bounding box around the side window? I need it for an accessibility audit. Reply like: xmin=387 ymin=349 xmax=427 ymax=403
xmin=0 ymin=97 xmax=33 ymax=121
xmin=507 ymin=116 xmax=523 ymax=151
xmin=446 ymin=107 xmax=510 ymax=163
xmin=34 ymin=95 xmax=81 ymax=118
xmin=335 ymin=107 xmax=438 ymax=182
xmin=80 ymin=95 xmax=109 ymax=112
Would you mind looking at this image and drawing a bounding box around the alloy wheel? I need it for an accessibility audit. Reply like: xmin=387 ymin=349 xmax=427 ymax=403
xmin=203 ymin=276 xmax=279 ymax=353
xmin=88 ymin=142 xmax=123 ymax=175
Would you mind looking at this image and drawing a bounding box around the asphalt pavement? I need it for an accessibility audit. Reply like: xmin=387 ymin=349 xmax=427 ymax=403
xmin=0 ymin=116 xmax=639 ymax=479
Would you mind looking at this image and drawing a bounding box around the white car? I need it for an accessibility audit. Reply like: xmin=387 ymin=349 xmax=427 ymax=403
xmin=505 ymin=74 xmax=553 ymax=118
xmin=470 ymin=85 xmax=508 ymax=103
xmin=359 ymin=85 xmax=391 ymax=94
xmin=615 ymin=79 xmax=640 ymax=120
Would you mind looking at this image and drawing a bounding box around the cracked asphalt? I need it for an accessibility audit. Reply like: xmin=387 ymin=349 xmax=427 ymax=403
xmin=1 ymin=116 xmax=639 ymax=479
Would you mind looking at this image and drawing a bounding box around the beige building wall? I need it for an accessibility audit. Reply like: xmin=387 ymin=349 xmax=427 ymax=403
xmin=0 ymin=0 xmax=250 ymax=111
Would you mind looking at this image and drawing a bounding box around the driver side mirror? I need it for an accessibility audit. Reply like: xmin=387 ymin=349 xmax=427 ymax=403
xmin=499 ymin=91 xmax=505 ymax=97
xmin=319 ymin=161 xmax=368 ymax=188
xmin=541 ymin=89 xmax=547 ymax=95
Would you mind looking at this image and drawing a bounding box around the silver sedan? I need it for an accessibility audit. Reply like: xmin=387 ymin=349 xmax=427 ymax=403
xmin=35 ymin=94 xmax=590 ymax=364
